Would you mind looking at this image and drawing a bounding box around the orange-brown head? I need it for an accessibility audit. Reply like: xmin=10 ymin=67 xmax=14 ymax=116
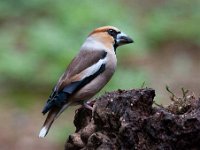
xmin=88 ymin=26 xmax=133 ymax=50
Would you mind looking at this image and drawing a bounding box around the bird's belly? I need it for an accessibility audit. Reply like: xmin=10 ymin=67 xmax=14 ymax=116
xmin=71 ymin=68 xmax=115 ymax=101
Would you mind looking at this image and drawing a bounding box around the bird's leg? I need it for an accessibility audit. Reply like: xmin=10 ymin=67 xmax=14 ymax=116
xmin=83 ymin=101 xmax=93 ymax=111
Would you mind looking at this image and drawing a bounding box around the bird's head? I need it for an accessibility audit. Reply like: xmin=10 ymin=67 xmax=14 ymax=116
xmin=88 ymin=26 xmax=133 ymax=51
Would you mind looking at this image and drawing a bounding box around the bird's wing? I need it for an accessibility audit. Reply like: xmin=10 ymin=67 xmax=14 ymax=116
xmin=57 ymin=49 xmax=107 ymax=92
xmin=42 ymin=50 xmax=107 ymax=114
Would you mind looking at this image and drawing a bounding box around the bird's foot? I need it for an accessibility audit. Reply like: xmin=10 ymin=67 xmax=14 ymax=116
xmin=83 ymin=101 xmax=93 ymax=111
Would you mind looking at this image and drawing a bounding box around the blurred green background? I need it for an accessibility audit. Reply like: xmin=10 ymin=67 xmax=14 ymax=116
xmin=0 ymin=0 xmax=200 ymax=149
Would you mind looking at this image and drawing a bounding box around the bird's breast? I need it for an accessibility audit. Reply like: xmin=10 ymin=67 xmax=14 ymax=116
xmin=105 ymin=52 xmax=117 ymax=72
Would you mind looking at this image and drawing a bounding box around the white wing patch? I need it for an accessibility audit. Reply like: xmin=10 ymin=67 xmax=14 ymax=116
xmin=81 ymin=57 xmax=107 ymax=80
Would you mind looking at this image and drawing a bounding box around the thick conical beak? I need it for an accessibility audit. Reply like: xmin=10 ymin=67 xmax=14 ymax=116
xmin=116 ymin=32 xmax=134 ymax=46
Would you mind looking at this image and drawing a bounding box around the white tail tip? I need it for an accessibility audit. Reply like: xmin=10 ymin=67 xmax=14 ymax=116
xmin=39 ymin=127 xmax=47 ymax=138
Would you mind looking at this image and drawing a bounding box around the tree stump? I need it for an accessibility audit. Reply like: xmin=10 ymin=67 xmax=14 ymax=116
xmin=65 ymin=88 xmax=200 ymax=150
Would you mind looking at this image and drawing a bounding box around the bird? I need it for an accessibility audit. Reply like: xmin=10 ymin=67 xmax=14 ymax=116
xmin=39 ymin=26 xmax=133 ymax=138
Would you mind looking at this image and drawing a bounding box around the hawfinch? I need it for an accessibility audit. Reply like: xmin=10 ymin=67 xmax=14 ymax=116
xmin=39 ymin=26 xmax=133 ymax=138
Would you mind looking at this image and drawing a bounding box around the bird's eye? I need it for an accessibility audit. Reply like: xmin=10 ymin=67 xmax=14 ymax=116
xmin=107 ymin=29 xmax=118 ymax=38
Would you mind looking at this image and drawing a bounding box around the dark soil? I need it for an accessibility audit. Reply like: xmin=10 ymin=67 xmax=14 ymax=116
xmin=65 ymin=88 xmax=200 ymax=150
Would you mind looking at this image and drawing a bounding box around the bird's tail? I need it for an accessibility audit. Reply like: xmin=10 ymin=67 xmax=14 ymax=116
xmin=39 ymin=107 xmax=60 ymax=138
xmin=39 ymin=103 xmax=71 ymax=138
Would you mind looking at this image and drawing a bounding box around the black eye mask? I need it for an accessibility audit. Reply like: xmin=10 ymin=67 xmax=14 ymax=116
xmin=107 ymin=29 xmax=121 ymax=51
xmin=107 ymin=29 xmax=120 ymax=39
